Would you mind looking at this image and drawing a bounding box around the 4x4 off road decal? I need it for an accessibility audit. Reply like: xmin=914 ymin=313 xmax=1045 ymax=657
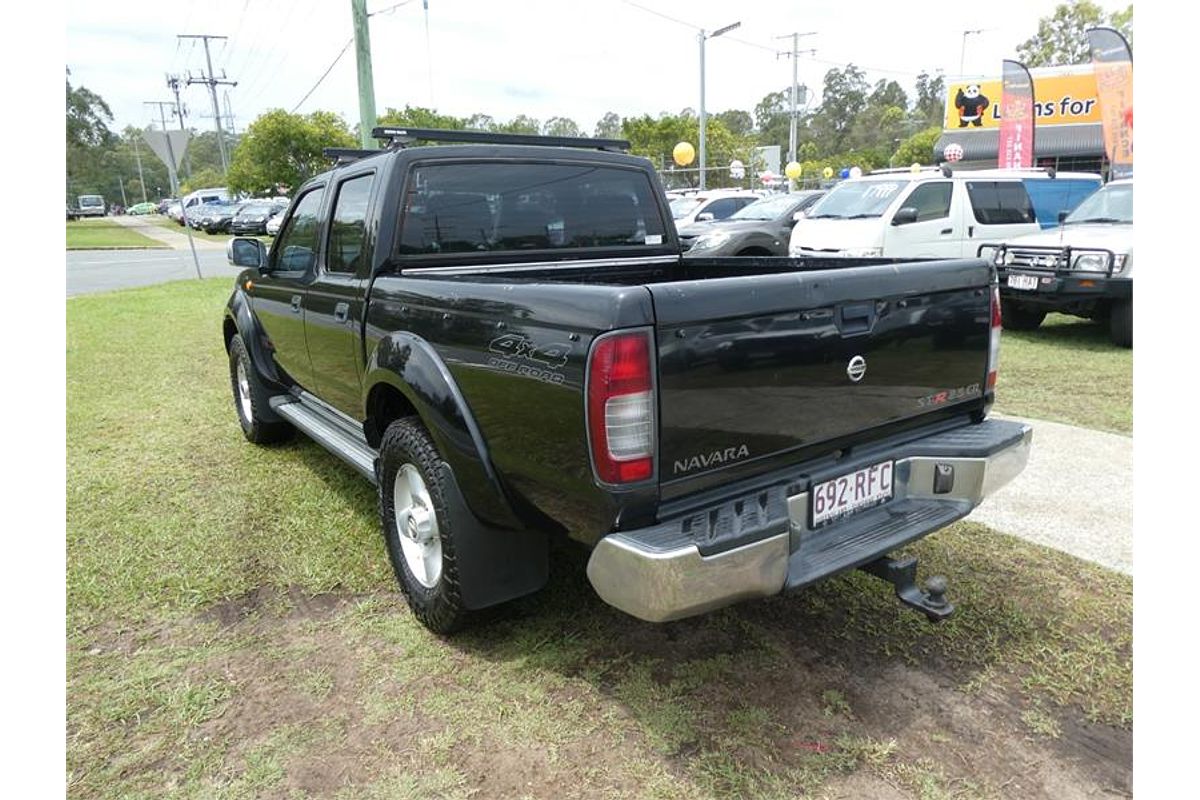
xmin=487 ymin=333 xmax=570 ymax=385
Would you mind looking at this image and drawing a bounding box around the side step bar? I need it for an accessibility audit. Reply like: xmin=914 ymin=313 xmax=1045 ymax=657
xmin=270 ymin=394 xmax=378 ymax=484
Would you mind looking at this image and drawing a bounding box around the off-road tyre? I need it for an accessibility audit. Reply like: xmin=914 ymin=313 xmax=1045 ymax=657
xmin=1110 ymin=299 xmax=1132 ymax=348
xmin=1001 ymin=299 xmax=1046 ymax=331
xmin=228 ymin=334 xmax=293 ymax=444
xmin=377 ymin=417 xmax=469 ymax=635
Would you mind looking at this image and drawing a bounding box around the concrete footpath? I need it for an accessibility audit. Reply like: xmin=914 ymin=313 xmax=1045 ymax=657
xmin=972 ymin=414 xmax=1132 ymax=575
xmin=110 ymin=214 xmax=225 ymax=250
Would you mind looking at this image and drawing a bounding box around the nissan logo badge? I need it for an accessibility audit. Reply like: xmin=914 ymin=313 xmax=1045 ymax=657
xmin=847 ymin=355 xmax=867 ymax=382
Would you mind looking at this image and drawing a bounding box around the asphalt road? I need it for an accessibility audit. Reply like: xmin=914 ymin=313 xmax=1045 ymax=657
xmin=66 ymin=249 xmax=239 ymax=296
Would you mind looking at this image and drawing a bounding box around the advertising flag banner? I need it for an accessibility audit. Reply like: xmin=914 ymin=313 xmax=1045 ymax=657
xmin=1087 ymin=26 xmax=1133 ymax=178
xmin=999 ymin=60 xmax=1036 ymax=168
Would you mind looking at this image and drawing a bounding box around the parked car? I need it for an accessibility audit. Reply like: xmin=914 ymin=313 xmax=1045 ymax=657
xmin=230 ymin=199 xmax=290 ymax=235
xmin=669 ymin=189 xmax=762 ymax=228
xmin=166 ymin=202 xmax=183 ymax=223
xmin=789 ymin=168 xmax=1100 ymax=259
xmin=156 ymin=198 xmax=178 ymax=214
xmin=223 ymin=127 xmax=1029 ymax=634
xmin=201 ymin=201 xmax=247 ymax=234
xmin=984 ymin=178 xmax=1133 ymax=347
xmin=679 ymin=190 xmax=826 ymax=256
xmin=265 ymin=213 xmax=284 ymax=237
xmin=127 ymin=201 xmax=158 ymax=215
xmin=76 ymin=195 xmax=106 ymax=217
xmin=67 ymin=205 xmax=79 ymax=222
xmin=179 ymin=187 xmax=232 ymax=225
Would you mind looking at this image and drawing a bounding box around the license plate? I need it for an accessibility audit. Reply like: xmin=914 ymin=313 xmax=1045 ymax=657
xmin=811 ymin=460 xmax=894 ymax=527
xmin=1007 ymin=274 xmax=1038 ymax=291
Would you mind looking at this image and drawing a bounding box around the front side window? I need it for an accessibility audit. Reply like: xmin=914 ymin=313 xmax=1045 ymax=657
xmin=273 ymin=186 xmax=324 ymax=272
xmin=966 ymin=181 xmax=1035 ymax=225
xmin=901 ymin=182 xmax=953 ymax=221
xmin=326 ymin=173 xmax=375 ymax=273
xmin=398 ymin=162 xmax=668 ymax=256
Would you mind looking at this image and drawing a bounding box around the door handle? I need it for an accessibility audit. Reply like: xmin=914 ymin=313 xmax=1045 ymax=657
xmin=334 ymin=302 xmax=350 ymax=323
xmin=940 ymin=228 xmax=953 ymax=235
xmin=290 ymin=295 xmax=302 ymax=313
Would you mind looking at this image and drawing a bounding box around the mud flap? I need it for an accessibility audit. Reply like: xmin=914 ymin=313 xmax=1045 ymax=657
xmin=440 ymin=462 xmax=549 ymax=610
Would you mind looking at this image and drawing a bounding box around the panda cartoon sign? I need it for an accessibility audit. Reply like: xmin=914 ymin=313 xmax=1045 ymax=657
xmin=955 ymin=85 xmax=990 ymax=127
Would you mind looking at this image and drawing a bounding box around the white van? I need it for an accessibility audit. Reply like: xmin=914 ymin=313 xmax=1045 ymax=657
xmin=788 ymin=168 xmax=1101 ymax=259
xmin=180 ymin=187 xmax=231 ymax=226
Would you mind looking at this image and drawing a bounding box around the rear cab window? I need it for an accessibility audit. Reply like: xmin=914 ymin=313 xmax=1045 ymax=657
xmin=966 ymin=181 xmax=1036 ymax=225
xmin=397 ymin=161 xmax=668 ymax=257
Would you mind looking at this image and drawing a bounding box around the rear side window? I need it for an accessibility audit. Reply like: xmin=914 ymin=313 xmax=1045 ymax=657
xmin=702 ymin=197 xmax=748 ymax=220
xmin=1021 ymin=178 xmax=1101 ymax=228
xmin=327 ymin=173 xmax=374 ymax=273
xmin=966 ymin=181 xmax=1035 ymax=225
xmin=273 ymin=186 xmax=325 ymax=273
xmin=901 ymin=182 xmax=953 ymax=221
xmin=398 ymin=162 xmax=668 ymax=256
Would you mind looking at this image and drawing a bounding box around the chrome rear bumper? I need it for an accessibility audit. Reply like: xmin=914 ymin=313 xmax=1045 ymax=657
xmin=587 ymin=420 xmax=1032 ymax=622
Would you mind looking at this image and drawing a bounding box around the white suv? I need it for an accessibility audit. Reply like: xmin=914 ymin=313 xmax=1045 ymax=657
xmin=788 ymin=168 xmax=1101 ymax=260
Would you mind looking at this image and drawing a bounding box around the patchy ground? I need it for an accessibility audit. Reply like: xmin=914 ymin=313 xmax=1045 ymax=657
xmin=67 ymin=280 xmax=1132 ymax=799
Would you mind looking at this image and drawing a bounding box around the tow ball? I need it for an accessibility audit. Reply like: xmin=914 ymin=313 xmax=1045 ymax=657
xmin=859 ymin=555 xmax=954 ymax=622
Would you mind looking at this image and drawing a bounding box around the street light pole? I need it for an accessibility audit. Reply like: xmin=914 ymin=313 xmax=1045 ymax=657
xmin=698 ymin=20 xmax=740 ymax=190
xmin=960 ymin=29 xmax=984 ymax=76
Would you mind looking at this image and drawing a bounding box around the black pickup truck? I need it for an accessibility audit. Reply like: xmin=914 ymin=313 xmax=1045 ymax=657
xmin=223 ymin=127 xmax=1031 ymax=634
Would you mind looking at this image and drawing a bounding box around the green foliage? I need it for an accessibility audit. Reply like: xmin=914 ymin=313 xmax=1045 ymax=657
xmin=180 ymin=166 xmax=227 ymax=196
xmin=225 ymin=109 xmax=355 ymax=196
xmin=715 ymin=109 xmax=754 ymax=137
xmin=66 ymin=75 xmax=117 ymax=201
xmin=593 ymin=111 xmax=622 ymax=139
xmin=496 ymin=114 xmax=540 ymax=134
xmin=621 ymin=111 xmax=757 ymax=189
xmin=891 ymin=126 xmax=943 ymax=167
xmin=542 ymin=116 xmax=582 ymax=137
xmin=377 ymin=105 xmax=465 ymax=130
xmin=912 ymin=72 xmax=947 ymax=129
xmin=1017 ymin=1 xmax=1133 ymax=67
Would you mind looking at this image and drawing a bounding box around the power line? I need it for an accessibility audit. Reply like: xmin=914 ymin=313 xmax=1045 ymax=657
xmin=292 ymin=37 xmax=354 ymax=113
xmin=180 ymin=34 xmax=238 ymax=173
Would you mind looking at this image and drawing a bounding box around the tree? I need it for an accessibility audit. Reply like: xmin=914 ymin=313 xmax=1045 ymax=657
xmin=225 ymin=109 xmax=356 ymax=195
xmin=377 ymin=105 xmax=465 ymax=130
xmin=891 ymin=126 xmax=943 ymax=167
xmin=66 ymin=75 xmax=117 ymax=200
xmin=497 ymin=115 xmax=540 ymax=134
xmin=543 ymin=116 xmax=582 ymax=137
xmin=912 ymin=71 xmax=946 ymax=129
xmin=621 ymin=112 xmax=756 ymax=189
xmin=715 ymin=109 xmax=754 ymax=137
xmin=180 ymin=166 xmax=227 ymax=196
xmin=465 ymin=113 xmax=495 ymax=131
xmin=594 ymin=111 xmax=622 ymax=139
xmin=1017 ymin=1 xmax=1133 ymax=67
xmin=805 ymin=66 xmax=870 ymax=155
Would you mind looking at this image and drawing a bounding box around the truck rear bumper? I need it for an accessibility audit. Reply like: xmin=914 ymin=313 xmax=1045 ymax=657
xmin=586 ymin=419 xmax=1032 ymax=622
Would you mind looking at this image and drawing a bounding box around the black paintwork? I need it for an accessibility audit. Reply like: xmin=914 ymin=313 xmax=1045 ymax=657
xmin=224 ymin=142 xmax=995 ymax=562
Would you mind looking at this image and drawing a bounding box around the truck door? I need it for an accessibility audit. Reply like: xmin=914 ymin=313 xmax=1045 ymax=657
xmin=252 ymin=184 xmax=325 ymax=391
xmin=305 ymin=170 xmax=376 ymax=417
xmin=882 ymin=180 xmax=958 ymax=258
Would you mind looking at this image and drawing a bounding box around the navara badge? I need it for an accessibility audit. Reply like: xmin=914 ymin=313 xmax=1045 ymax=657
xmin=847 ymin=355 xmax=867 ymax=382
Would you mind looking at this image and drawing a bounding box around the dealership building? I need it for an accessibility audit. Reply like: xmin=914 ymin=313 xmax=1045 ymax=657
xmin=934 ymin=64 xmax=1109 ymax=176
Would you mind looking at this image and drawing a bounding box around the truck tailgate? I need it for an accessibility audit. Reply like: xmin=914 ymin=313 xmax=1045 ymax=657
xmin=652 ymin=258 xmax=993 ymax=499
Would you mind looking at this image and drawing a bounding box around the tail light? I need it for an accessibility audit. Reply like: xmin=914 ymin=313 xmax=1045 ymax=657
xmin=587 ymin=330 xmax=655 ymax=484
xmin=987 ymin=285 xmax=1002 ymax=390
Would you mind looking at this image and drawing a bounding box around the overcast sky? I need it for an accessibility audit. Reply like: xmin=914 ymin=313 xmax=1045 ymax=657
xmin=65 ymin=0 xmax=1129 ymax=137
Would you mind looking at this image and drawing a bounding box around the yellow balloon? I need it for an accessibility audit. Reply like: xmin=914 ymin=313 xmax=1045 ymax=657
xmin=785 ymin=161 xmax=802 ymax=180
xmin=822 ymin=166 xmax=834 ymax=179
xmin=910 ymin=162 xmax=922 ymax=174
xmin=673 ymin=141 xmax=696 ymax=167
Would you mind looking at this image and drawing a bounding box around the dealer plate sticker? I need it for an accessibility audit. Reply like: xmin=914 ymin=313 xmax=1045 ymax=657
xmin=811 ymin=460 xmax=894 ymax=527
xmin=1007 ymin=274 xmax=1038 ymax=291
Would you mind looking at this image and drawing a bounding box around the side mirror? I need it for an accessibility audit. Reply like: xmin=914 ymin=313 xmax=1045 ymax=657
xmin=227 ymin=236 xmax=266 ymax=269
xmin=791 ymin=211 xmax=807 ymax=223
xmin=892 ymin=207 xmax=919 ymax=226
xmin=1058 ymin=210 xmax=1069 ymax=224
xmin=696 ymin=212 xmax=715 ymax=222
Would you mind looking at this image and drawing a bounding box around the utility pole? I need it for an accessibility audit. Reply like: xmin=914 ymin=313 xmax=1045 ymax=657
xmin=132 ymin=134 xmax=147 ymax=203
xmin=775 ymin=32 xmax=817 ymax=166
xmin=179 ymin=34 xmax=236 ymax=173
xmin=698 ymin=21 xmax=740 ymax=191
xmin=351 ymin=0 xmax=378 ymax=149
xmin=145 ymin=101 xmax=181 ymax=196
xmin=960 ymin=29 xmax=984 ymax=76
xmin=166 ymin=74 xmax=193 ymax=180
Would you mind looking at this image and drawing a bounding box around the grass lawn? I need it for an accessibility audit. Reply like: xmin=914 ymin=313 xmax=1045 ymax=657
xmin=67 ymin=279 xmax=1131 ymax=799
xmin=66 ymin=218 xmax=168 ymax=250
xmin=994 ymin=313 xmax=1132 ymax=435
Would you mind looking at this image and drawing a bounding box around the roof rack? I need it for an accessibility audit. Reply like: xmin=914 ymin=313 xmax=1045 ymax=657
xmin=370 ymin=126 xmax=631 ymax=152
xmin=323 ymin=147 xmax=386 ymax=165
xmin=868 ymin=166 xmax=945 ymax=175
